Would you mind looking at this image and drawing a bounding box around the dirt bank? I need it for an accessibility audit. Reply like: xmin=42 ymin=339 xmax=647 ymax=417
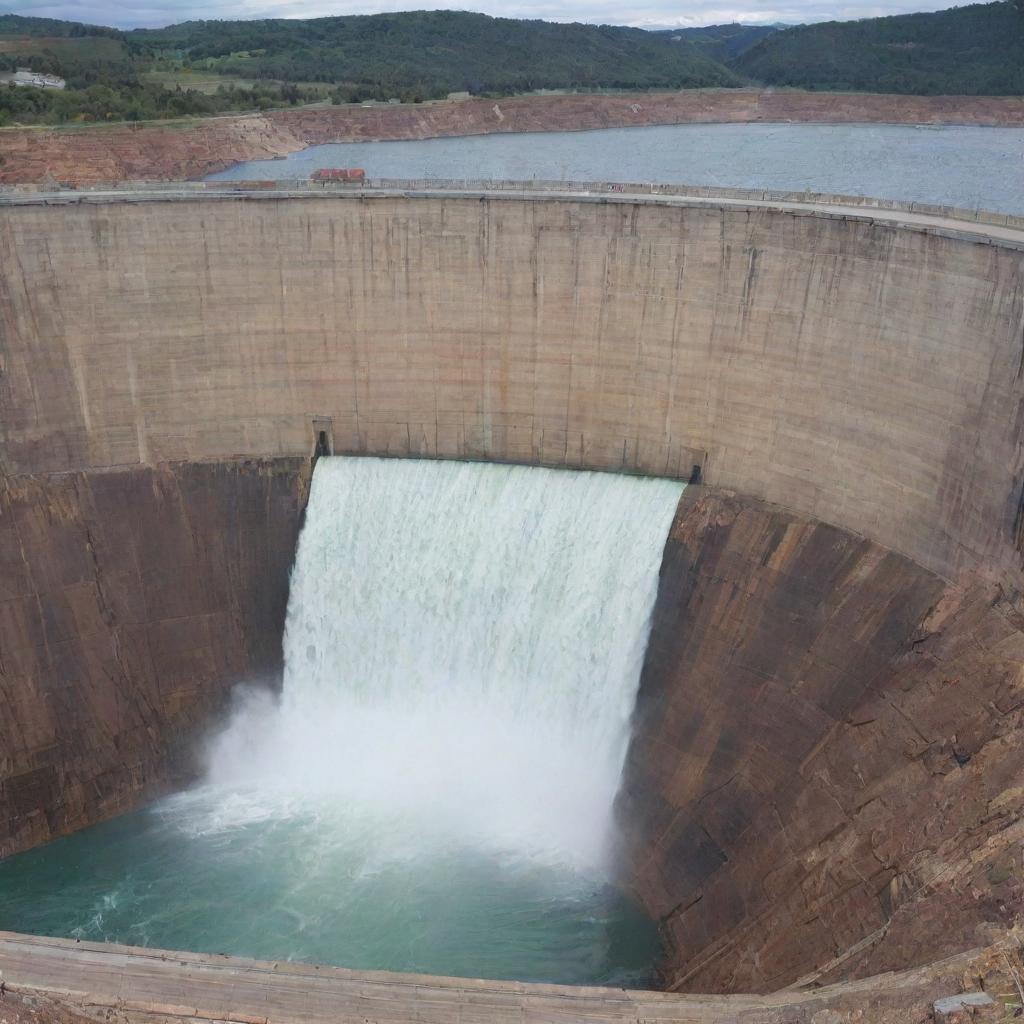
xmin=3 ymin=89 xmax=1024 ymax=186
xmin=0 ymin=990 xmax=105 ymax=1024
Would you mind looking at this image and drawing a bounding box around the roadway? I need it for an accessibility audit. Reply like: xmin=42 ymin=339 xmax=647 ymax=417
xmin=0 ymin=930 xmax=985 ymax=1024
xmin=2 ymin=182 xmax=1023 ymax=253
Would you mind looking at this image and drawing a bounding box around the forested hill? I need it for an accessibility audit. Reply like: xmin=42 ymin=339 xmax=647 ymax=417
xmin=658 ymin=24 xmax=779 ymax=63
xmin=130 ymin=12 xmax=741 ymax=95
xmin=735 ymin=1 xmax=1024 ymax=95
xmin=2 ymin=3 xmax=1024 ymax=129
xmin=0 ymin=13 xmax=122 ymax=38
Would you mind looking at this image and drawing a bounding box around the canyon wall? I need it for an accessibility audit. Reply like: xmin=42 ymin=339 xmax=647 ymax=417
xmin=620 ymin=488 xmax=1024 ymax=992
xmin=1 ymin=190 xmax=1023 ymax=988
xmin=3 ymin=90 xmax=1024 ymax=187
xmin=0 ymin=460 xmax=308 ymax=856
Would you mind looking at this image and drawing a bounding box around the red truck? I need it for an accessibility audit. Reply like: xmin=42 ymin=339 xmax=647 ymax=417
xmin=310 ymin=168 xmax=366 ymax=182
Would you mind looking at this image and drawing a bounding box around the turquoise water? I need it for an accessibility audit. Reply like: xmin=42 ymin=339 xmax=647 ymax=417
xmin=207 ymin=122 xmax=1024 ymax=215
xmin=1 ymin=459 xmax=683 ymax=987
xmin=0 ymin=789 xmax=660 ymax=985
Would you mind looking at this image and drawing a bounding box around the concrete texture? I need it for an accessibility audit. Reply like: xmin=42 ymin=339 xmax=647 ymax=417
xmin=3 ymin=189 xmax=1023 ymax=581
xmin=1 ymin=930 xmax=1022 ymax=1024
xmin=4 ymin=90 xmax=1024 ymax=187
xmin=1 ymin=186 xmax=1023 ymax=1003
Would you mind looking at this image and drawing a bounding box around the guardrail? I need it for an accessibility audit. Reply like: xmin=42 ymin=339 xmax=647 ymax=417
xmin=2 ymin=177 xmax=1022 ymax=232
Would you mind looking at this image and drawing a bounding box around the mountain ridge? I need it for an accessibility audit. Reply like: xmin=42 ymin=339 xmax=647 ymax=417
xmin=0 ymin=3 xmax=1021 ymax=129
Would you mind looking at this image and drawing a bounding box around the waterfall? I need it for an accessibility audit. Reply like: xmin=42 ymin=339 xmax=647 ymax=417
xmin=208 ymin=456 xmax=683 ymax=871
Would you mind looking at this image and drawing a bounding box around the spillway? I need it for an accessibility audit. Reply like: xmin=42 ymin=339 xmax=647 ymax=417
xmin=271 ymin=457 xmax=684 ymax=866
xmin=0 ymin=456 xmax=684 ymax=985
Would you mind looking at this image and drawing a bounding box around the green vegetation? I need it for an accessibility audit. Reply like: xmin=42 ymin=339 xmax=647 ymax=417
xmin=130 ymin=11 xmax=741 ymax=99
xmin=0 ymin=14 xmax=122 ymax=39
xmin=660 ymin=24 xmax=778 ymax=62
xmin=0 ymin=79 xmax=322 ymax=126
xmin=0 ymin=31 xmax=133 ymax=88
xmin=734 ymin=1 xmax=1024 ymax=95
xmin=0 ymin=9 xmax=741 ymax=126
xmin=0 ymin=12 xmax=324 ymax=125
xmin=0 ymin=2 xmax=1022 ymax=129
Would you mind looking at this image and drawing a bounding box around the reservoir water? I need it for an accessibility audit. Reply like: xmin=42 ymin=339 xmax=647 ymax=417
xmin=207 ymin=122 xmax=1024 ymax=215
xmin=0 ymin=458 xmax=684 ymax=986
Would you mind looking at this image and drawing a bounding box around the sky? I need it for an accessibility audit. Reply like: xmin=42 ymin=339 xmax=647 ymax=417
xmin=1 ymin=0 xmax=958 ymax=30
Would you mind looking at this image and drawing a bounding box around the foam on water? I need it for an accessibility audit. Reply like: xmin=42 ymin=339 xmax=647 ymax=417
xmin=206 ymin=457 xmax=684 ymax=871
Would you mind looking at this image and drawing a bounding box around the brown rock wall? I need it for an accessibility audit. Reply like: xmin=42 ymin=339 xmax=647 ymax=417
xmin=621 ymin=489 xmax=1024 ymax=991
xmin=0 ymin=459 xmax=309 ymax=856
xmin=3 ymin=90 xmax=1024 ymax=186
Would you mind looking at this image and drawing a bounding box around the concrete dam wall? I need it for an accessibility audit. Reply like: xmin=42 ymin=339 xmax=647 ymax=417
xmin=2 ymin=188 xmax=1023 ymax=994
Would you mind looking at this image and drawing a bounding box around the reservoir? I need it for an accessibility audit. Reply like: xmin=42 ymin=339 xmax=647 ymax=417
xmin=208 ymin=121 xmax=1024 ymax=214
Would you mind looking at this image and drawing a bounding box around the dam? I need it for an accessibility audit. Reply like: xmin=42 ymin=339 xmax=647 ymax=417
xmin=1 ymin=180 xmax=1023 ymax=1018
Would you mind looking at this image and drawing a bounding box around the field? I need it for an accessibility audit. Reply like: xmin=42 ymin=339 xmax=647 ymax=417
xmin=143 ymin=69 xmax=261 ymax=94
xmin=144 ymin=68 xmax=334 ymax=97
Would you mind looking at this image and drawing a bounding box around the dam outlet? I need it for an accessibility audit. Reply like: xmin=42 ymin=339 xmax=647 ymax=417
xmin=0 ymin=457 xmax=684 ymax=986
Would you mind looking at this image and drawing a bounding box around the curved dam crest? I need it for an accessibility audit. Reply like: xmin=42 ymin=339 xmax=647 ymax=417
xmin=1 ymin=185 xmax=1023 ymax=1001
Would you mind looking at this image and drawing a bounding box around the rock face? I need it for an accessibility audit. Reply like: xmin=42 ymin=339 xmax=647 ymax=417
xmin=0 ymin=189 xmax=1022 ymax=995
xmin=3 ymin=90 xmax=1024 ymax=186
xmin=0 ymin=460 xmax=309 ymax=856
xmin=620 ymin=489 xmax=1024 ymax=991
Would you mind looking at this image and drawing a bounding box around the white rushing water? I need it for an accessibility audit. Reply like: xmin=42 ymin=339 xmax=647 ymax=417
xmin=206 ymin=457 xmax=684 ymax=872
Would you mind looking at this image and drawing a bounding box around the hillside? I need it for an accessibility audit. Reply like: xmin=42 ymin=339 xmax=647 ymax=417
xmin=735 ymin=1 xmax=1024 ymax=95
xmin=129 ymin=11 xmax=742 ymax=97
xmin=0 ymin=9 xmax=742 ymax=125
xmin=659 ymin=24 xmax=778 ymax=62
xmin=0 ymin=14 xmax=122 ymax=39
xmin=2 ymin=3 xmax=1023 ymax=131
xmin=0 ymin=12 xmax=324 ymax=124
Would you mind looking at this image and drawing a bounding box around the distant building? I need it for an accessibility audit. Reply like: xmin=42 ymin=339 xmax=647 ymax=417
xmin=3 ymin=68 xmax=66 ymax=90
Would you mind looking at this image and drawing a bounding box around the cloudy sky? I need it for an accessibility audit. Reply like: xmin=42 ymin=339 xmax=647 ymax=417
xmin=2 ymin=0 xmax=956 ymax=30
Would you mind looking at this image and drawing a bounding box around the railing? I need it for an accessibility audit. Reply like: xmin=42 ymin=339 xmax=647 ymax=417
xmin=2 ymin=177 xmax=1022 ymax=232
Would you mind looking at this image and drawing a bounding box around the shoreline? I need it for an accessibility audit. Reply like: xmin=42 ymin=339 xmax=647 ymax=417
xmin=4 ymin=89 xmax=1024 ymax=186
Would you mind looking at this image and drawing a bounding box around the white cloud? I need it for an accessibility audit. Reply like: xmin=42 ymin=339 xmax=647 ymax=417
xmin=1 ymin=0 xmax=957 ymax=29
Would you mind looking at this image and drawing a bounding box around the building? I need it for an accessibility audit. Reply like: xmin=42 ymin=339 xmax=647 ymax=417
xmin=4 ymin=68 xmax=66 ymax=90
